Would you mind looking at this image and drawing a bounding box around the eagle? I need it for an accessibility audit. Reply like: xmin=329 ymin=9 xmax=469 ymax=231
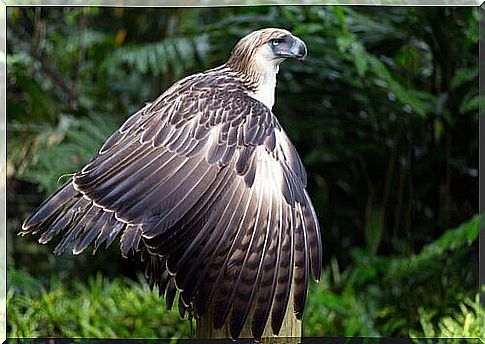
xmin=20 ymin=28 xmax=322 ymax=340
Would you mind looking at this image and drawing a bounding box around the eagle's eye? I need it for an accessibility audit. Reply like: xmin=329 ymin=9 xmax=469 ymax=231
xmin=270 ymin=38 xmax=284 ymax=46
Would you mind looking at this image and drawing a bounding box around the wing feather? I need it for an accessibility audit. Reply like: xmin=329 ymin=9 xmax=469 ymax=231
xmin=303 ymin=190 xmax=323 ymax=281
xmin=251 ymin=190 xmax=283 ymax=339
xmin=72 ymin=205 xmax=104 ymax=255
xmin=152 ymin=163 xmax=235 ymax=256
xmin=179 ymin=177 xmax=246 ymax=305
xmin=52 ymin=197 xmax=92 ymax=254
xmin=192 ymin=178 xmax=255 ymax=317
xmin=94 ymin=214 xmax=125 ymax=252
xmin=21 ymin=182 xmax=78 ymax=233
xmin=166 ymin=165 xmax=238 ymax=275
xmin=271 ymin=205 xmax=295 ymax=335
xmin=212 ymin=182 xmax=261 ymax=328
xmin=293 ymin=204 xmax=309 ymax=319
xmin=72 ymin=218 xmax=103 ymax=254
xmin=37 ymin=195 xmax=83 ymax=244
xmin=230 ymin=183 xmax=274 ymax=339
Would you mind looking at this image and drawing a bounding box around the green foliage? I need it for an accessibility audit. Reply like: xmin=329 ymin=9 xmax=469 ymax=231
xmin=7 ymin=269 xmax=190 ymax=339
xmin=19 ymin=114 xmax=118 ymax=194
xmin=365 ymin=206 xmax=384 ymax=255
xmin=410 ymin=293 xmax=484 ymax=340
xmin=103 ymin=35 xmax=210 ymax=80
xmin=303 ymin=215 xmax=481 ymax=338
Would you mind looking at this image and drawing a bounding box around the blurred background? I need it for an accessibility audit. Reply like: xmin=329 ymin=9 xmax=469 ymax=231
xmin=6 ymin=6 xmax=481 ymax=339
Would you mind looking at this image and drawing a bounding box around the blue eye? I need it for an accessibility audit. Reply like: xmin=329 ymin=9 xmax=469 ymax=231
xmin=271 ymin=39 xmax=283 ymax=46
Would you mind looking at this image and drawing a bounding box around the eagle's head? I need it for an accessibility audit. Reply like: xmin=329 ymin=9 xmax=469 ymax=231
xmin=227 ymin=28 xmax=307 ymax=77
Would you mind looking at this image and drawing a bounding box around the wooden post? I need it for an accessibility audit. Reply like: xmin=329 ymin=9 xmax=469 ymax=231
xmin=195 ymin=286 xmax=301 ymax=343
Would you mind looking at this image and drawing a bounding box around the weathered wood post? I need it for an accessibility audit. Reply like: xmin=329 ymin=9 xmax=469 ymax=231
xmin=195 ymin=286 xmax=301 ymax=343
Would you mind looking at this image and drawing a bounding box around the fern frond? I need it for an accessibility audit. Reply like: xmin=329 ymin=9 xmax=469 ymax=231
xmin=18 ymin=115 xmax=118 ymax=194
xmin=102 ymin=35 xmax=210 ymax=79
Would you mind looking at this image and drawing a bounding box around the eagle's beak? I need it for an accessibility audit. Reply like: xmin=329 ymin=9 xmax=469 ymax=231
xmin=289 ymin=36 xmax=307 ymax=61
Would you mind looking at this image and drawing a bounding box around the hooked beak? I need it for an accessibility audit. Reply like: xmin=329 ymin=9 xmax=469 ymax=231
xmin=289 ymin=36 xmax=307 ymax=61
xmin=272 ymin=34 xmax=308 ymax=61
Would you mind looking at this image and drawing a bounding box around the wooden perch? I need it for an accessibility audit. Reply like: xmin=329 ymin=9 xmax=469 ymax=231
xmin=195 ymin=285 xmax=301 ymax=343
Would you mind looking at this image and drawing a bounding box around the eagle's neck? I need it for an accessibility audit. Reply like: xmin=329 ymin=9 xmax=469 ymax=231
xmin=249 ymin=61 xmax=279 ymax=110
xmin=226 ymin=55 xmax=280 ymax=110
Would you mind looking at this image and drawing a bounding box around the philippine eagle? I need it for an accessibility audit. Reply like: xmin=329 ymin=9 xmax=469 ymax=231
xmin=21 ymin=28 xmax=322 ymax=339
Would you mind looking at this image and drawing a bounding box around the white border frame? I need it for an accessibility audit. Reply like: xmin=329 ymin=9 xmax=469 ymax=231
xmin=1 ymin=1 xmax=6 ymax=343
xmin=1 ymin=2 xmax=483 ymax=344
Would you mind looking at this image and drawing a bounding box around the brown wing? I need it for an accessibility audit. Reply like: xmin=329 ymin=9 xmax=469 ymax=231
xmin=20 ymin=70 xmax=322 ymax=340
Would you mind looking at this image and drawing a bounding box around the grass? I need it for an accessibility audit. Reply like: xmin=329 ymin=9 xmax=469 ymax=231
xmin=7 ymin=269 xmax=190 ymax=339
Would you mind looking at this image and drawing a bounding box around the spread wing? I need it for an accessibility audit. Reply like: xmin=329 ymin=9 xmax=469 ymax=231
xmin=21 ymin=71 xmax=322 ymax=339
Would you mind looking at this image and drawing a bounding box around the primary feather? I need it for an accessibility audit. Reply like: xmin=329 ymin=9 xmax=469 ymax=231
xmin=20 ymin=28 xmax=322 ymax=340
